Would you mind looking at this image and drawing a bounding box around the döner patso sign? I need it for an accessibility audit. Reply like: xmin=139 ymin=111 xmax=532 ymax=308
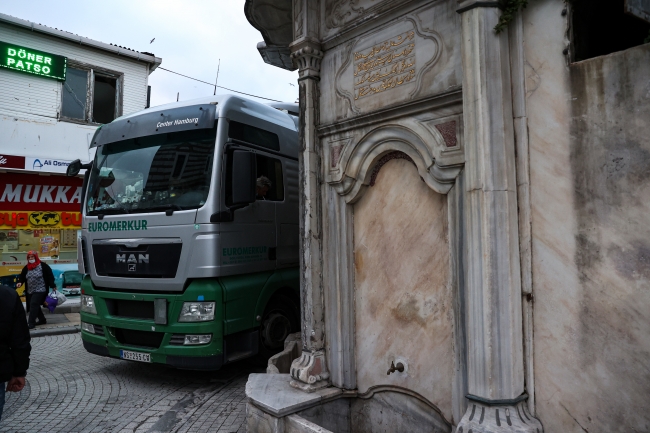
xmin=0 ymin=41 xmax=67 ymax=81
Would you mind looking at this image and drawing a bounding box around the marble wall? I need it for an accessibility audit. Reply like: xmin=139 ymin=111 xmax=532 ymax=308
xmin=353 ymin=157 xmax=453 ymax=422
xmin=523 ymin=2 xmax=650 ymax=431
xmin=318 ymin=0 xmax=461 ymax=125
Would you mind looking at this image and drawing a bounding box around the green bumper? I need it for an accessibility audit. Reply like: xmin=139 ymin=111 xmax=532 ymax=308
xmin=79 ymin=278 xmax=225 ymax=370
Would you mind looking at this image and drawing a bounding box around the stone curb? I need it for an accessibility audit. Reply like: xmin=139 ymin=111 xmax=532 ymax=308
xmin=46 ymin=304 xmax=81 ymax=314
xmin=30 ymin=325 xmax=80 ymax=338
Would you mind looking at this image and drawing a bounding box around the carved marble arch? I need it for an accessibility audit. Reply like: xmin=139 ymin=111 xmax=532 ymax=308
xmin=329 ymin=125 xmax=463 ymax=203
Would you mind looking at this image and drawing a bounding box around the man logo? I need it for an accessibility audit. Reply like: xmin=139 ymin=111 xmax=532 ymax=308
xmin=116 ymin=253 xmax=149 ymax=264
xmin=128 ymin=264 xmax=136 ymax=272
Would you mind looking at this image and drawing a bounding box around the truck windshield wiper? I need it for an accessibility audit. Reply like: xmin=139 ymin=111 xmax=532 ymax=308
xmin=145 ymin=204 xmax=185 ymax=215
xmin=91 ymin=206 xmax=131 ymax=217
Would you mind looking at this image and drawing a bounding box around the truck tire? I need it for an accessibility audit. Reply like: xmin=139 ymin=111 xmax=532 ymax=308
xmin=257 ymin=294 xmax=299 ymax=364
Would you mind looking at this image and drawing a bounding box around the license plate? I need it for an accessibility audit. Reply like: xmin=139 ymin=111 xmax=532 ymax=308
xmin=120 ymin=350 xmax=151 ymax=363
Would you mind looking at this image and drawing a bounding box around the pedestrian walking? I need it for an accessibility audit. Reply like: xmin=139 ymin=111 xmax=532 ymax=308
xmin=16 ymin=251 xmax=57 ymax=329
xmin=0 ymin=284 xmax=31 ymax=423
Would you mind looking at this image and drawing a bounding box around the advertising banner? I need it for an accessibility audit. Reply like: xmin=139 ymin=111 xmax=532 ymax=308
xmin=25 ymin=157 xmax=84 ymax=174
xmin=0 ymin=154 xmax=26 ymax=170
xmin=0 ymin=210 xmax=81 ymax=229
xmin=0 ymin=41 xmax=67 ymax=81
xmin=0 ymin=173 xmax=83 ymax=212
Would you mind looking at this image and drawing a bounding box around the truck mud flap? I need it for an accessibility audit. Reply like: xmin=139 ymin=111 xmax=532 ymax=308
xmin=83 ymin=340 xmax=111 ymax=357
xmin=224 ymin=330 xmax=259 ymax=363
xmin=167 ymin=354 xmax=224 ymax=371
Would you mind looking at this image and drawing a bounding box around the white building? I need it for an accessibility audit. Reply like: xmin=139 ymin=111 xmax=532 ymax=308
xmin=0 ymin=13 xmax=161 ymax=290
xmin=0 ymin=12 xmax=161 ymax=169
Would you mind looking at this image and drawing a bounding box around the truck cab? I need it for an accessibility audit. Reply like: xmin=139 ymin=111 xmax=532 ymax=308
xmin=73 ymin=95 xmax=300 ymax=370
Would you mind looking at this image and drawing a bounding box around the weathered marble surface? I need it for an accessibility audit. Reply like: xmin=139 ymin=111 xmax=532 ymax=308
xmin=318 ymin=0 xmax=461 ymax=125
xmin=524 ymin=2 xmax=650 ymax=431
xmin=353 ymin=158 xmax=453 ymax=421
xmin=351 ymin=391 xmax=452 ymax=433
xmin=245 ymin=374 xmax=342 ymax=417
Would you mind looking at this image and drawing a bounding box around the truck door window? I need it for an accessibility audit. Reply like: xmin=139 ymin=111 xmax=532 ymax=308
xmin=229 ymin=121 xmax=280 ymax=151
xmin=255 ymin=155 xmax=284 ymax=201
xmin=225 ymin=151 xmax=284 ymax=205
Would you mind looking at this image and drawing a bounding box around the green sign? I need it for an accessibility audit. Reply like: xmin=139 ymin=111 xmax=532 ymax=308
xmin=0 ymin=41 xmax=67 ymax=81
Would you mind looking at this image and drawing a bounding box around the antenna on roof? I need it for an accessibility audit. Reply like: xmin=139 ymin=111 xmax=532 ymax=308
xmin=177 ymin=92 xmax=179 ymax=102
xmin=214 ymin=59 xmax=221 ymax=96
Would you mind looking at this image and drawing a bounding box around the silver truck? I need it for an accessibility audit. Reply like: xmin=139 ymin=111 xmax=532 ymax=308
xmin=68 ymin=95 xmax=301 ymax=370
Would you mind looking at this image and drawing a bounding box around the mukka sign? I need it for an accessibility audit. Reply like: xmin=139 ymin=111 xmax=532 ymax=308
xmin=0 ymin=173 xmax=82 ymax=212
xmin=0 ymin=41 xmax=67 ymax=81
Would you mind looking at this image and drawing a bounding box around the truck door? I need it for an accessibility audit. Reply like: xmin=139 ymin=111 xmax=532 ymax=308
xmin=276 ymin=157 xmax=299 ymax=267
xmin=219 ymin=148 xmax=280 ymax=274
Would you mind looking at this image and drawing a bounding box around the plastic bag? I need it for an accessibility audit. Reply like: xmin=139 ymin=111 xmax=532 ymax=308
xmin=44 ymin=294 xmax=58 ymax=313
xmin=51 ymin=289 xmax=67 ymax=305
xmin=52 ymin=290 xmax=68 ymax=307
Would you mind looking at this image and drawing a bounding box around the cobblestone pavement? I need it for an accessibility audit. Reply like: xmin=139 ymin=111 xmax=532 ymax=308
xmin=1 ymin=333 xmax=262 ymax=433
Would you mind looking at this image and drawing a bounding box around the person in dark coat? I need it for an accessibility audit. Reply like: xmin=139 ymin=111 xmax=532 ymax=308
xmin=0 ymin=284 xmax=31 ymax=422
xmin=16 ymin=251 xmax=56 ymax=329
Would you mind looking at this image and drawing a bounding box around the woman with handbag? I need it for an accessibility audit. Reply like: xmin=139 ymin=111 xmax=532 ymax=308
xmin=16 ymin=251 xmax=57 ymax=329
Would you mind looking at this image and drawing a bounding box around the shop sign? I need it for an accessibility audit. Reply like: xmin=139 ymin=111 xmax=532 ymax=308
xmin=0 ymin=211 xmax=81 ymax=229
xmin=0 ymin=41 xmax=67 ymax=81
xmin=0 ymin=173 xmax=83 ymax=212
xmin=0 ymin=154 xmax=26 ymax=170
xmin=25 ymin=157 xmax=84 ymax=174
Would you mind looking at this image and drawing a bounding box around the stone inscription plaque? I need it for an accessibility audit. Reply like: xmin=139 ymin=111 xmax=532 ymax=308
xmin=354 ymin=31 xmax=416 ymax=100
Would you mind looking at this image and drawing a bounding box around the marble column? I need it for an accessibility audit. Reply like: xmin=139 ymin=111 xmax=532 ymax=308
xmin=287 ymin=0 xmax=330 ymax=391
xmin=456 ymin=1 xmax=543 ymax=431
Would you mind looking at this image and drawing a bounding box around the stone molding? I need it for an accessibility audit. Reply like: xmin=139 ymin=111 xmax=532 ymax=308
xmin=457 ymin=398 xmax=543 ymax=433
xmin=320 ymin=0 xmax=434 ymax=50
xmin=290 ymin=45 xmax=324 ymax=79
xmin=328 ymin=125 xmax=463 ymax=202
xmin=456 ymin=0 xmax=500 ymax=14
xmin=332 ymin=12 xmax=444 ymax=114
xmin=318 ymin=89 xmax=462 ymax=137
xmin=290 ymin=350 xmax=331 ymax=392
xmin=357 ymin=384 xmax=452 ymax=426
xmin=244 ymin=0 xmax=295 ymax=71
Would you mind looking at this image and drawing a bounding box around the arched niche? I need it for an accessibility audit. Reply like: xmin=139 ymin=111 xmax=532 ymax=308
xmin=321 ymin=123 xmax=467 ymax=425
xmin=329 ymin=125 xmax=463 ymax=204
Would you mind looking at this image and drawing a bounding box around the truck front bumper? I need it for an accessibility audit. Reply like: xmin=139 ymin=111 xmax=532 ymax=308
xmin=82 ymin=339 xmax=224 ymax=370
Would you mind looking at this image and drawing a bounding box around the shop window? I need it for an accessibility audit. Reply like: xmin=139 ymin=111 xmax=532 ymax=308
xmin=572 ymin=0 xmax=650 ymax=62
xmin=61 ymin=64 xmax=121 ymax=124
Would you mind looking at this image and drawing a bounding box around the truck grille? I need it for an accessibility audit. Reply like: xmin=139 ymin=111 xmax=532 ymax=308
xmin=114 ymin=328 xmax=164 ymax=349
xmin=170 ymin=334 xmax=185 ymax=345
xmin=105 ymin=299 xmax=154 ymax=320
xmin=92 ymin=242 xmax=182 ymax=278
xmin=93 ymin=325 xmax=105 ymax=337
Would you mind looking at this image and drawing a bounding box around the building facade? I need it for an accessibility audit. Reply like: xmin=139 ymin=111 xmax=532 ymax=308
xmin=0 ymin=13 xmax=161 ymax=293
xmin=243 ymin=1 xmax=650 ymax=432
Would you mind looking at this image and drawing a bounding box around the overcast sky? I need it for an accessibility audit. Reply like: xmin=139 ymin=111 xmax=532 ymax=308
xmin=3 ymin=0 xmax=298 ymax=107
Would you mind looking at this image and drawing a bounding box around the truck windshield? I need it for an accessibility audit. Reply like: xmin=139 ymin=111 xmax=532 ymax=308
xmin=86 ymin=126 xmax=216 ymax=215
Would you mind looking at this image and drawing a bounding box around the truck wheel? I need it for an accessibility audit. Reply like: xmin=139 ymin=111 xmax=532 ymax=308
xmin=257 ymin=296 xmax=298 ymax=363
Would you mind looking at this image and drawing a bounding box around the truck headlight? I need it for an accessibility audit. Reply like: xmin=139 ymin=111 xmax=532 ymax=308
xmin=178 ymin=302 xmax=215 ymax=322
xmin=184 ymin=334 xmax=212 ymax=345
xmin=81 ymin=295 xmax=97 ymax=314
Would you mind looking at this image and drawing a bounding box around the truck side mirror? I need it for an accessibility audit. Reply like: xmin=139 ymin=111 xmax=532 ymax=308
xmin=231 ymin=150 xmax=256 ymax=206
xmin=67 ymin=159 xmax=82 ymax=177
xmin=66 ymin=159 xmax=92 ymax=177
